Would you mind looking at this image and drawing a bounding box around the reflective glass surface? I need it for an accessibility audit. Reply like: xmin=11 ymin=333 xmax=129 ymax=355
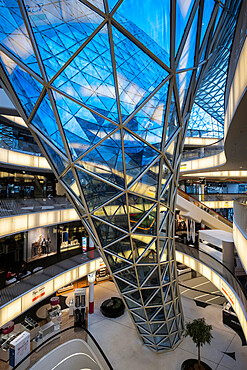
xmin=0 ymin=0 xmax=241 ymax=352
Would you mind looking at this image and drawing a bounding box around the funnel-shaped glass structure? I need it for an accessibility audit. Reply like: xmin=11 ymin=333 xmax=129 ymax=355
xmin=0 ymin=0 xmax=240 ymax=351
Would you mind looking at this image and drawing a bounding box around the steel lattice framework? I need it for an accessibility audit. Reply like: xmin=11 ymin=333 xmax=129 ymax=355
xmin=0 ymin=0 xmax=241 ymax=351
xmin=188 ymin=0 xmax=240 ymax=138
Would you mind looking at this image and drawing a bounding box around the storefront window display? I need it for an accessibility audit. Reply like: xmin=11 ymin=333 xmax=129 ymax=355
xmin=27 ymin=227 xmax=57 ymax=262
xmin=57 ymin=222 xmax=88 ymax=253
xmin=0 ymin=171 xmax=55 ymax=199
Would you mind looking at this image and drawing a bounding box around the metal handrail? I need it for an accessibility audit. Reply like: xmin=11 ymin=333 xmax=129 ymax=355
xmin=13 ymin=325 xmax=114 ymax=370
xmin=182 ymin=138 xmax=224 ymax=161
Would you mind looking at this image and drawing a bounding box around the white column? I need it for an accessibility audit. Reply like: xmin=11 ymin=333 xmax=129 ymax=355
xmin=88 ymin=272 xmax=96 ymax=314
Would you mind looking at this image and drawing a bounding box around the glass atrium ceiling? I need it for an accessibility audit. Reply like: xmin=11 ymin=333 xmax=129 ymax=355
xmin=0 ymin=0 xmax=241 ymax=351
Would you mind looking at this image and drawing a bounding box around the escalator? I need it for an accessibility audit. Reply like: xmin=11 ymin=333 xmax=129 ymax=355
xmin=177 ymin=189 xmax=232 ymax=232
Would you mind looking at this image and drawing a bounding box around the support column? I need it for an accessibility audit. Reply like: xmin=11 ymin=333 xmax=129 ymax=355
xmin=88 ymin=272 xmax=96 ymax=314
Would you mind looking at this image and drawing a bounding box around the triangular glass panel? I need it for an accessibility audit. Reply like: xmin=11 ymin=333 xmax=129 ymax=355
xmin=143 ymin=268 xmax=160 ymax=287
xmin=172 ymin=281 xmax=177 ymax=297
xmin=123 ymin=130 xmax=159 ymax=185
xmin=62 ymin=168 xmax=80 ymax=196
xmin=159 ymin=239 xmax=169 ymax=262
xmin=141 ymin=288 xmax=157 ymax=305
xmin=124 ymin=81 xmax=169 ymax=150
xmin=104 ymin=236 xmax=134 ymax=263
xmin=0 ymin=52 xmax=43 ymax=117
xmin=85 ymin=0 xmax=105 ymax=12
xmin=176 ymin=69 xmax=193 ymax=113
xmin=77 ymin=131 xmax=125 ymax=188
xmin=152 ymin=308 xmax=165 ymax=321
xmin=129 ymin=160 xmax=159 ymax=199
xmin=142 ymin=336 xmax=154 ymax=345
xmin=150 ymin=322 xmax=162 ymax=334
xmin=114 ymin=276 xmax=136 ymax=293
xmin=136 ymin=265 xmax=155 ymax=286
xmin=113 ymin=0 xmax=170 ymax=64
xmin=31 ymin=93 xmax=68 ymax=155
xmin=167 ymin=304 xmax=175 ymax=320
xmin=131 ymin=308 xmax=147 ymax=321
xmin=166 ymin=89 xmax=180 ymax=145
xmin=175 ymin=0 xmax=194 ymax=56
xmin=92 ymin=218 xmax=126 ymax=247
xmin=175 ymin=299 xmax=181 ymax=315
xmin=172 ymin=333 xmax=180 ymax=345
xmin=168 ymin=319 xmax=178 ymax=333
xmin=92 ymin=194 xmax=128 ymax=231
xmin=108 ymin=0 xmax=121 ymax=12
xmin=137 ymin=241 xmax=157 ymax=265
xmin=145 ymin=306 xmax=161 ymax=321
xmin=164 ymin=302 xmax=172 ymax=316
xmin=165 ymin=135 xmax=178 ymax=167
xmin=39 ymin=137 xmax=68 ymax=175
xmin=124 ymin=296 xmax=141 ymax=309
xmin=159 ymin=337 xmax=171 ymax=348
xmin=200 ymin=1 xmax=215 ymax=47
xmin=177 ymin=7 xmax=199 ymax=70
xmin=160 ymin=211 xmax=169 ymax=235
xmin=0 ymin=2 xmax=40 ymax=74
xmin=155 ymin=324 xmax=168 ymax=336
xmin=24 ymin=0 xmax=103 ymax=79
xmin=136 ymin=323 xmax=150 ymax=334
xmin=111 ymin=24 xmax=169 ymax=119
xmin=131 ymin=236 xmax=154 ymax=263
xmin=163 ymin=285 xmax=172 ymax=302
xmin=160 ymin=262 xmax=170 ymax=283
xmin=124 ymin=289 xmax=142 ymax=305
xmin=146 ymin=290 xmax=162 ymax=307
xmin=153 ymin=336 xmax=165 ymax=345
xmin=53 ymin=90 xmax=118 ymax=160
xmin=53 ymin=24 xmax=119 ymax=123
xmin=128 ymin=193 xmax=156 ymax=230
xmin=76 ymin=168 xmax=122 ymax=212
xmin=114 ymin=265 xmax=138 ymax=286
xmin=132 ymin=208 xmax=156 ymax=235
xmin=104 ymin=250 xmax=132 ymax=273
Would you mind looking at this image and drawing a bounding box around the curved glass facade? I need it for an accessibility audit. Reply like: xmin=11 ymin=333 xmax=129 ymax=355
xmin=0 ymin=0 xmax=241 ymax=351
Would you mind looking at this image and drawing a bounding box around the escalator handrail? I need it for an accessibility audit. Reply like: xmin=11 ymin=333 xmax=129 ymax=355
xmin=177 ymin=189 xmax=233 ymax=227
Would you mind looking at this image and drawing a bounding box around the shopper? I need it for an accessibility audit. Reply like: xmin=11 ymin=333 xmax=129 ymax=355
xmin=6 ymin=268 xmax=16 ymax=281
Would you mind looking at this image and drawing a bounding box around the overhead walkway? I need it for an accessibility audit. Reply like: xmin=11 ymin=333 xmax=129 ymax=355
xmin=176 ymin=190 xmax=233 ymax=232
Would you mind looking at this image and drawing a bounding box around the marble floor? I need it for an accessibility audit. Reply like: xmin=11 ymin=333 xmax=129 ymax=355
xmin=83 ymin=280 xmax=247 ymax=370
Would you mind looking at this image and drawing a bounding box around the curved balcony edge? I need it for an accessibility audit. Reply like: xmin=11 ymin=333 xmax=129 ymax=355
xmin=176 ymin=244 xmax=247 ymax=343
xmin=0 ymin=147 xmax=51 ymax=171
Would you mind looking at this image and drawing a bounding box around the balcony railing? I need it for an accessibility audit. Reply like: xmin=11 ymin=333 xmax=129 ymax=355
xmin=0 ymin=197 xmax=72 ymax=218
xmin=13 ymin=325 xmax=113 ymax=370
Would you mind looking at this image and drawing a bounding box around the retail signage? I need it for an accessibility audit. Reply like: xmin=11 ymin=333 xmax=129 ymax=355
xmin=82 ymin=237 xmax=87 ymax=252
xmin=9 ymin=331 xmax=30 ymax=368
xmin=32 ymin=285 xmax=45 ymax=302
xmin=221 ymin=281 xmax=235 ymax=308
xmin=180 ymin=163 xmax=187 ymax=171
xmin=99 ymin=258 xmax=105 ymax=268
